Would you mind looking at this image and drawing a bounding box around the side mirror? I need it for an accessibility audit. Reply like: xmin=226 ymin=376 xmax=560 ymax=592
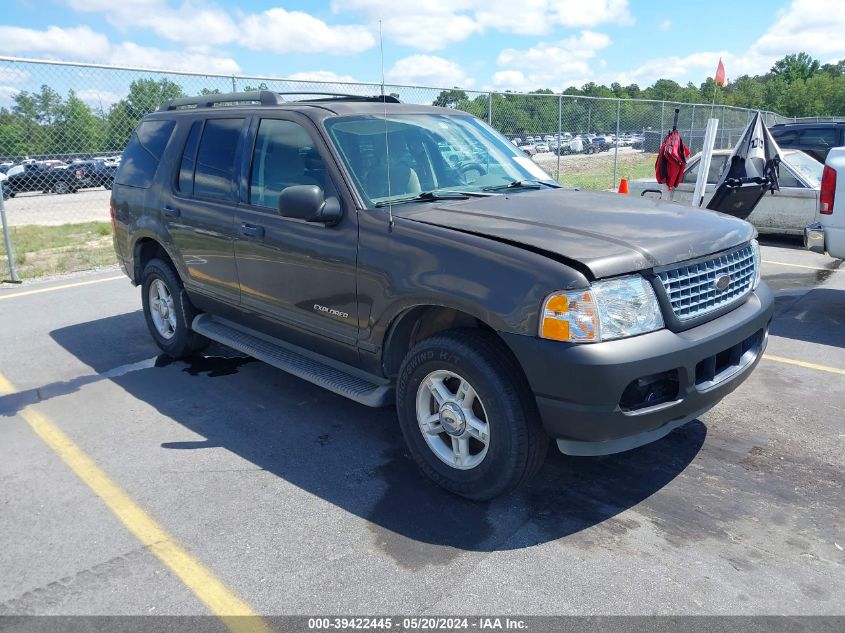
xmin=278 ymin=185 xmax=343 ymax=225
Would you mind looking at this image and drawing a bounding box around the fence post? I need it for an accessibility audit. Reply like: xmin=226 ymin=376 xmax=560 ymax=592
xmin=0 ymin=181 xmax=20 ymax=283
xmin=587 ymin=103 xmax=591 ymax=133
xmin=660 ymin=100 xmax=665 ymax=140
xmin=720 ymin=105 xmax=726 ymax=148
xmin=232 ymin=76 xmax=237 ymax=92
xmin=487 ymin=92 xmax=493 ymax=125
xmin=557 ymin=95 xmax=562 ymax=181
xmin=613 ymin=99 xmax=621 ymax=190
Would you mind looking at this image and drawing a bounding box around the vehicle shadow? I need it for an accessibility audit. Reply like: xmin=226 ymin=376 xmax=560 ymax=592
xmin=769 ymin=287 xmax=845 ymax=348
xmin=45 ymin=311 xmax=705 ymax=560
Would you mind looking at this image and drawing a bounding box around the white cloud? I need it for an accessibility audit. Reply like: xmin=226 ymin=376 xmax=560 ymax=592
xmin=0 ymin=25 xmax=111 ymax=59
xmin=386 ymin=55 xmax=474 ymax=88
xmin=0 ymin=68 xmax=30 ymax=85
xmin=613 ymin=0 xmax=845 ymax=87
xmin=0 ymin=86 xmax=20 ymax=108
xmin=76 ymin=89 xmax=124 ymax=110
xmin=492 ymin=31 xmax=612 ymax=91
xmin=0 ymin=25 xmax=241 ymax=74
xmin=286 ymin=71 xmax=359 ymax=83
xmin=332 ymin=0 xmax=630 ymax=50
xmin=66 ymin=0 xmax=236 ymax=47
xmin=239 ymin=8 xmax=375 ymax=55
xmin=65 ymin=1 xmax=376 ymax=55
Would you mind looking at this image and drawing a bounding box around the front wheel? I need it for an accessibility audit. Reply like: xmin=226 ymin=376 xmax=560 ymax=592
xmin=396 ymin=329 xmax=548 ymax=500
xmin=141 ymin=258 xmax=208 ymax=358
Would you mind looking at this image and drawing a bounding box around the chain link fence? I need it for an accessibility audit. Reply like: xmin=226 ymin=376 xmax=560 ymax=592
xmin=0 ymin=56 xmax=795 ymax=276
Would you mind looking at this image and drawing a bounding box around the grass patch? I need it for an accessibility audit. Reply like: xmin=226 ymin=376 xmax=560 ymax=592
xmin=1 ymin=221 xmax=117 ymax=279
xmin=557 ymin=152 xmax=657 ymax=190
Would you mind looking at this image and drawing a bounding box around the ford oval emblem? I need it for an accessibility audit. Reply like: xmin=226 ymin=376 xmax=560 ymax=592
xmin=714 ymin=273 xmax=731 ymax=292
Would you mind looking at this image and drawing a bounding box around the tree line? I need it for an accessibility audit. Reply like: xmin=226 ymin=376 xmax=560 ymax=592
xmin=1 ymin=53 xmax=842 ymax=159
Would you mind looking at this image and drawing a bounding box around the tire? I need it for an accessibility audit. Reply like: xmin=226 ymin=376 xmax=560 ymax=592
xmin=396 ymin=328 xmax=548 ymax=500
xmin=53 ymin=182 xmax=70 ymax=194
xmin=141 ymin=258 xmax=208 ymax=358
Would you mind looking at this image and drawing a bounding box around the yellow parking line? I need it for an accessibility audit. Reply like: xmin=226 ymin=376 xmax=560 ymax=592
xmin=0 ymin=373 xmax=271 ymax=633
xmin=763 ymin=354 xmax=845 ymax=376
xmin=762 ymin=259 xmax=843 ymax=272
xmin=0 ymin=275 xmax=126 ymax=301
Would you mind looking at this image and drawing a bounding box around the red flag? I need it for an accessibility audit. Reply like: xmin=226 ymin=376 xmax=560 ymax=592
xmin=714 ymin=58 xmax=727 ymax=86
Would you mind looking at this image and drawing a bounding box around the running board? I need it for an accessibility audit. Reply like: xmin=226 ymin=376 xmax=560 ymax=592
xmin=191 ymin=314 xmax=393 ymax=408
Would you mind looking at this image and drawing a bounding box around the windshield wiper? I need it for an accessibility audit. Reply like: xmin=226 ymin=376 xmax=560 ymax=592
xmin=481 ymin=179 xmax=561 ymax=192
xmin=374 ymin=190 xmax=472 ymax=207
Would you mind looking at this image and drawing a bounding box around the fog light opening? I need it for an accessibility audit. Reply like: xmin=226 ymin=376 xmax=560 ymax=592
xmin=620 ymin=370 xmax=680 ymax=412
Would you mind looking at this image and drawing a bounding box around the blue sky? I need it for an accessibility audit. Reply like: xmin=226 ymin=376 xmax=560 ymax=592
xmin=2 ymin=0 xmax=844 ymax=104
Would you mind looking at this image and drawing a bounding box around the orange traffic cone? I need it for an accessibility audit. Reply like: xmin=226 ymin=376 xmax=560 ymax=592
xmin=618 ymin=178 xmax=629 ymax=194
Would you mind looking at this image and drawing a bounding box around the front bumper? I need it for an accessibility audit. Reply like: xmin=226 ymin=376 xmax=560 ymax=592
xmin=502 ymin=283 xmax=774 ymax=456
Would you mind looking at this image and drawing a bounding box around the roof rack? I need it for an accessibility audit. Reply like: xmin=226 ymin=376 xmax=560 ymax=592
xmin=158 ymin=90 xmax=400 ymax=111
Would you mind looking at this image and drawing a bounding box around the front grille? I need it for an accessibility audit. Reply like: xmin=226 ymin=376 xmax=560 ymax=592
xmin=657 ymin=244 xmax=756 ymax=321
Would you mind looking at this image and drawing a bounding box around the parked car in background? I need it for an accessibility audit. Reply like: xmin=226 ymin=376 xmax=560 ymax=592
xmin=769 ymin=122 xmax=845 ymax=163
xmin=534 ymin=142 xmax=550 ymax=153
xmin=805 ymin=146 xmax=845 ymax=258
xmin=583 ymin=138 xmax=611 ymax=154
xmin=629 ymin=149 xmax=823 ymax=235
xmin=72 ymin=159 xmax=118 ymax=190
xmin=2 ymin=160 xmax=80 ymax=198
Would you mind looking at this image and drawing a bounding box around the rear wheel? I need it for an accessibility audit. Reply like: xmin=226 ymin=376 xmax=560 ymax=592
xmin=141 ymin=258 xmax=208 ymax=358
xmin=396 ymin=328 xmax=548 ymax=500
xmin=53 ymin=181 xmax=70 ymax=194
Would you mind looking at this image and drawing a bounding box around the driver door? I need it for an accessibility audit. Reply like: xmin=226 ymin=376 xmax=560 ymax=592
xmin=233 ymin=114 xmax=359 ymax=364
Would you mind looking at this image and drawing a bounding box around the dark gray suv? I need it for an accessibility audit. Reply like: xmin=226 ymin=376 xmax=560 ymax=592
xmin=111 ymin=91 xmax=773 ymax=499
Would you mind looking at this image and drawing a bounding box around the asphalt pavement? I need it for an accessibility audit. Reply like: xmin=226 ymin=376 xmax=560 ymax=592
xmin=0 ymin=238 xmax=843 ymax=621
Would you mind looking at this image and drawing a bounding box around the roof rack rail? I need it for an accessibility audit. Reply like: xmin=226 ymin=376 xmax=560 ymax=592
xmin=158 ymin=90 xmax=400 ymax=111
xmin=158 ymin=90 xmax=281 ymax=111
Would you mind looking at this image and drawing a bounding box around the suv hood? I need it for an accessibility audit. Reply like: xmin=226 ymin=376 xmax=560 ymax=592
xmin=394 ymin=189 xmax=754 ymax=279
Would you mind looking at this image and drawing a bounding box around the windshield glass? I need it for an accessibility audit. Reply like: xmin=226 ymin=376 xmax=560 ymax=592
xmin=784 ymin=150 xmax=823 ymax=187
xmin=324 ymin=114 xmax=556 ymax=207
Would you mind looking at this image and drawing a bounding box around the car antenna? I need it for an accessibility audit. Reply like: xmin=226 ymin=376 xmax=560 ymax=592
xmin=380 ymin=19 xmax=394 ymax=232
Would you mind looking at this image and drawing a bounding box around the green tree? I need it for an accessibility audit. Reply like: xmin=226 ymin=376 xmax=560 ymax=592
xmin=771 ymin=52 xmax=821 ymax=83
xmin=105 ymin=78 xmax=185 ymax=150
xmin=433 ymin=88 xmax=469 ymax=108
xmin=52 ymin=90 xmax=103 ymax=154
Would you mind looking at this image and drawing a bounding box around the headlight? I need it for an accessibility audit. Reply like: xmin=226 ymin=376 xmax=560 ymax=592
xmin=540 ymin=275 xmax=664 ymax=343
xmin=751 ymin=238 xmax=761 ymax=289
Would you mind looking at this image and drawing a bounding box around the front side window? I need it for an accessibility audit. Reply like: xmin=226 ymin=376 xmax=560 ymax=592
xmin=116 ymin=119 xmax=175 ymax=189
xmin=193 ymin=118 xmax=244 ymax=202
xmin=324 ymin=114 xmax=555 ymax=207
xmin=249 ymin=119 xmax=331 ymax=210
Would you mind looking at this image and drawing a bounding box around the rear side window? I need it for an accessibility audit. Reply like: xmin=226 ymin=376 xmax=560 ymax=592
xmin=193 ymin=118 xmax=244 ymax=202
xmin=116 ymin=120 xmax=175 ymax=189
xmin=177 ymin=121 xmax=202 ymax=194
xmin=799 ymin=128 xmax=836 ymax=147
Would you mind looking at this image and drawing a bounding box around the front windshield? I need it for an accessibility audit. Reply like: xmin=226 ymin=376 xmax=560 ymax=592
xmin=324 ymin=114 xmax=556 ymax=206
xmin=784 ymin=150 xmax=823 ymax=187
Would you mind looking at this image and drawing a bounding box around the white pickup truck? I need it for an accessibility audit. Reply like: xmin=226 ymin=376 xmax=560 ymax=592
xmin=805 ymin=146 xmax=845 ymax=258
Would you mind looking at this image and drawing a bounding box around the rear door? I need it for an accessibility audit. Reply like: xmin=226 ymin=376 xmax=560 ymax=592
xmin=233 ymin=113 xmax=359 ymax=364
xmin=160 ymin=116 xmax=245 ymax=305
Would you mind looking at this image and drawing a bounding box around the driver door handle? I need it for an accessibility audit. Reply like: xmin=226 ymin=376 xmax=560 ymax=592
xmin=163 ymin=206 xmax=180 ymax=218
xmin=240 ymin=223 xmax=265 ymax=238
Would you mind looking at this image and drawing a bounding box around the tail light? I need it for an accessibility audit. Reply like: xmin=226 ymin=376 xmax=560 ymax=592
xmin=820 ymin=165 xmax=836 ymax=215
xmin=109 ymin=197 xmax=116 ymax=232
